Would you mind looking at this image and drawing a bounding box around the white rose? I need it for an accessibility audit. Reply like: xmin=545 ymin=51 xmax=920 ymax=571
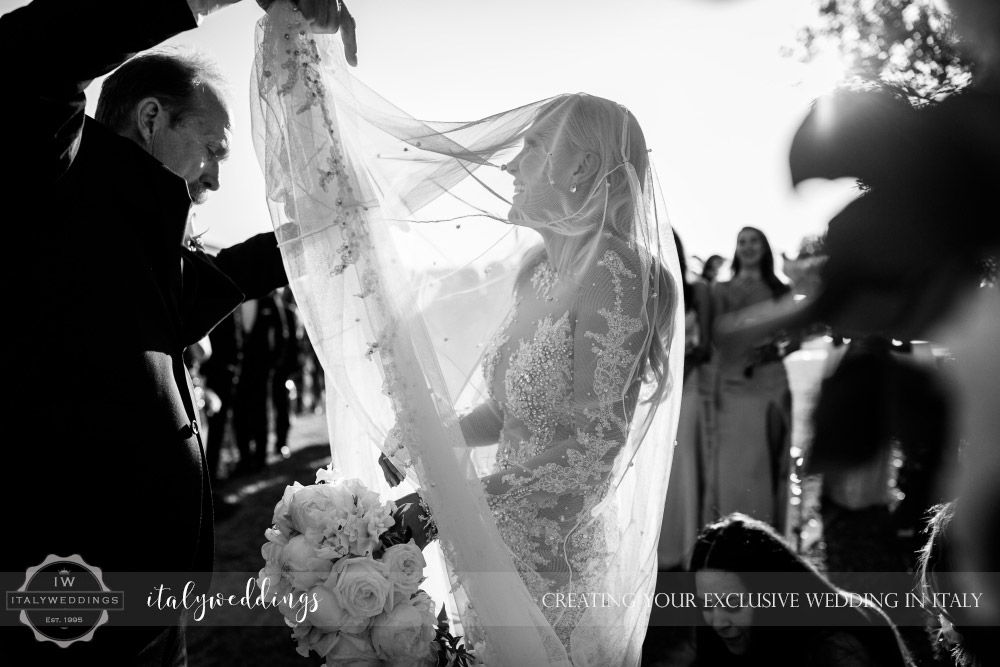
xmin=282 ymin=534 xmax=334 ymax=590
xmin=380 ymin=541 xmax=426 ymax=595
xmin=370 ymin=592 xmax=437 ymax=666
xmin=289 ymin=484 xmax=342 ymax=535
xmin=307 ymin=584 xmax=370 ymax=634
xmin=258 ymin=541 xmax=292 ymax=602
xmin=327 ymin=556 xmax=392 ymax=618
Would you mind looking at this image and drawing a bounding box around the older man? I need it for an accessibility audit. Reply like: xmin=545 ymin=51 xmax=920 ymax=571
xmin=0 ymin=0 xmax=356 ymax=664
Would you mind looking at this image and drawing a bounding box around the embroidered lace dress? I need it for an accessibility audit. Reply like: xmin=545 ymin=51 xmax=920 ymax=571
xmin=472 ymin=246 xmax=650 ymax=650
xmin=252 ymin=7 xmax=684 ymax=663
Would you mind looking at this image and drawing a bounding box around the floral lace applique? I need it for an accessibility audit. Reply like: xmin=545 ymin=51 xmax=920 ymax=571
xmin=584 ymin=250 xmax=642 ymax=437
xmin=483 ymin=250 xmax=645 ymax=651
xmin=481 ymin=299 xmax=519 ymax=400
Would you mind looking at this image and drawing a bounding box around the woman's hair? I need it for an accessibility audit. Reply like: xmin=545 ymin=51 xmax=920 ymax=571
xmin=674 ymin=230 xmax=693 ymax=310
xmin=520 ymin=94 xmax=676 ymax=411
xmin=690 ymin=513 xmax=908 ymax=667
xmin=917 ymin=501 xmax=987 ymax=667
xmin=702 ymin=255 xmax=724 ymax=281
xmin=730 ymin=226 xmax=791 ymax=299
xmin=551 ymin=94 xmax=649 ymax=241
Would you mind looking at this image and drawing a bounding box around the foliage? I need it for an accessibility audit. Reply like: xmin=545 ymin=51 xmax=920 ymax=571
xmin=431 ymin=605 xmax=478 ymax=667
xmin=795 ymin=0 xmax=974 ymax=105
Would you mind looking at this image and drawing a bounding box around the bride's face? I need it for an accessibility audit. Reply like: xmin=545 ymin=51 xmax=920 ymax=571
xmin=507 ymin=117 xmax=568 ymax=224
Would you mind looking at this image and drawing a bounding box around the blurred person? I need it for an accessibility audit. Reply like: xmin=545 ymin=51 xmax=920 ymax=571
xmin=300 ymin=328 xmax=326 ymax=413
xmin=916 ymin=500 xmax=994 ymax=667
xmin=200 ymin=308 xmax=243 ymax=482
xmin=701 ymin=254 xmax=725 ymax=284
xmin=691 ymin=513 xmax=911 ymax=667
xmin=706 ymin=227 xmax=798 ymax=529
xmin=234 ymin=291 xmax=289 ymax=473
xmin=658 ymin=230 xmax=713 ymax=572
xmin=0 ymin=1 xmax=358 ymax=663
xmin=270 ymin=286 xmax=300 ymax=457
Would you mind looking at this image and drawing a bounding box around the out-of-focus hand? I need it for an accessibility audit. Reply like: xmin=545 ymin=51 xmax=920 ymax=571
xmin=258 ymin=0 xmax=358 ymax=66
xmin=187 ymin=0 xmax=242 ymax=20
xmin=393 ymin=492 xmax=434 ymax=550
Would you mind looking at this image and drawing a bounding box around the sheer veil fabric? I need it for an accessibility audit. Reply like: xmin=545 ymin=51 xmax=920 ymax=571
xmin=252 ymin=3 xmax=684 ymax=664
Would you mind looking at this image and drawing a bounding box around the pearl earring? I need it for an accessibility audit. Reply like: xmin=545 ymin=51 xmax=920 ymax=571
xmin=570 ymin=183 xmax=578 ymax=194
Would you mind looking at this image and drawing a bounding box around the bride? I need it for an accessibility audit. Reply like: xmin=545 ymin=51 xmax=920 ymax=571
xmin=253 ymin=3 xmax=684 ymax=664
xmin=385 ymin=93 xmax=680 ymax=647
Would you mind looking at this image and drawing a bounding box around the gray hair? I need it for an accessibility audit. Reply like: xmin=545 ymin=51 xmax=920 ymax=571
xmin=96 ymin=50 xmax=226 ymax=133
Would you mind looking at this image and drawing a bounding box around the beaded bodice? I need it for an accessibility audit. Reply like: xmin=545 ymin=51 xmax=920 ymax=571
xmin=476 ymin=248 xmax=650 ymax=650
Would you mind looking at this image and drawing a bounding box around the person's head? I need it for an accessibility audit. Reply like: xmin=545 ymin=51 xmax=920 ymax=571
xmin=689 ymin=514 xmax=817 ymax=659
xmin=689 ymin=514 xmax=906 ymax=667
xmin=730 ymin=227 xmax=789 ymax=298
xmin=96 ymin=51 xmax=231 ymax=205
xmin=918 ymin=501 xmax=988 ymax=667
xmin=506 ymin=94 xmax=648 ymax=241
xmin=702 ymin=255 xmax=724 ymax=282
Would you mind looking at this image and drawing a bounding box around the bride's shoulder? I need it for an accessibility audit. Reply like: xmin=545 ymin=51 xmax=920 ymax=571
xmin=584 ymin=235 xmax=644 ymax=286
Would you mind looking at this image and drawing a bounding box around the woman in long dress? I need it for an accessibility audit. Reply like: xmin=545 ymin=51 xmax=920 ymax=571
xmin=252 ymin=7 xmax=683 ymax=663
xmin=379 ymin=94 xmax=683 ymax=662
xmin=706 ymin=226 xmax=796 ymax=529
xmin=658 ymin=232 xmax=713 ymax=572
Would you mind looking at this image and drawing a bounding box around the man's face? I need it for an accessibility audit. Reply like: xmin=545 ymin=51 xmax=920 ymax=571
xmin=150 ymin=87 xmax=231 ymax=205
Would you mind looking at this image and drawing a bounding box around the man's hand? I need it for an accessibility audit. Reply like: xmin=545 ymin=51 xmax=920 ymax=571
xmin=188 ymin=0 xmax=242 ymax=21
xmin=258 ymin=0 xmax=358 ymax=66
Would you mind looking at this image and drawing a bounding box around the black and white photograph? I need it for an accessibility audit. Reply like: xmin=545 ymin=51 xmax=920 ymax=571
xmin=2 ymin=1 xmax=998 ymax=666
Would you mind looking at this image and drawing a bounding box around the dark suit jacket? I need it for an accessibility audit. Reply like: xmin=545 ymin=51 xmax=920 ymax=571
xmin=0 ymin=1 xmax=287 ymax=662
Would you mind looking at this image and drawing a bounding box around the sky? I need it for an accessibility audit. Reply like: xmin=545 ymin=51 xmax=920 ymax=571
xmin=1 ymin=0 xmax=860 ymax=264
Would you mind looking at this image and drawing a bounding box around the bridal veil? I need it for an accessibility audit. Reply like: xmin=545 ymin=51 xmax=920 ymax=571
xmin=251 ymin=3 xmax=684 ymax=664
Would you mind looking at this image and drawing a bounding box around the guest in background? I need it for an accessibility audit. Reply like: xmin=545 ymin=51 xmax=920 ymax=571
xmin=270 ymin=287 xmax=300 ymax=457
xmin=658 ymin=231 xmax=712 ymax=571
xmin=917 ymin=501 xmax=992 ymax=667
xmin=691 ymin=513 xmax=910 ymax=667
xmin=701 ymin=254 xmax=725 ymax=284
xmin=706 ymin=226 xmax=797 ymax=529
xmin=201 ymin=308 xmax=243 ymax=482
xmin=234 ymin=290 xmax=289 ymax=473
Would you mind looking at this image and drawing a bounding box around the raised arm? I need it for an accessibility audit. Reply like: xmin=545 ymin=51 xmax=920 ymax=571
xmin=0 ymin=0 xmax=200 ymax=185
xmin=178 ymin=232 xmax=288 ymax=346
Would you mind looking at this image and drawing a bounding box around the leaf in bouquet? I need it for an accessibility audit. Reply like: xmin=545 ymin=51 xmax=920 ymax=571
xmin=436 ymin=603 xmax=452 ymax=636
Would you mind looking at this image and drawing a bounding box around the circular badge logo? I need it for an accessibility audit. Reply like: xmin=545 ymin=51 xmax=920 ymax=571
xmin=7 ymin=554 xmax=124 ymax=647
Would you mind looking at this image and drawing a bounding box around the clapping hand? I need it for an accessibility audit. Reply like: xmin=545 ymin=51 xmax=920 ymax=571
xmin=258 ymin=0 xmax=358 ymax=66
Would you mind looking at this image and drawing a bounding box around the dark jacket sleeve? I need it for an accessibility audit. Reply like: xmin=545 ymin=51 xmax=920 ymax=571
xmin=0 ymin=0 xmax=198 ymax=184
xmin=211 ymin=231 xmax=289 ymax=300
xmin=179 ymin=232 xmax=289 ymax=346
